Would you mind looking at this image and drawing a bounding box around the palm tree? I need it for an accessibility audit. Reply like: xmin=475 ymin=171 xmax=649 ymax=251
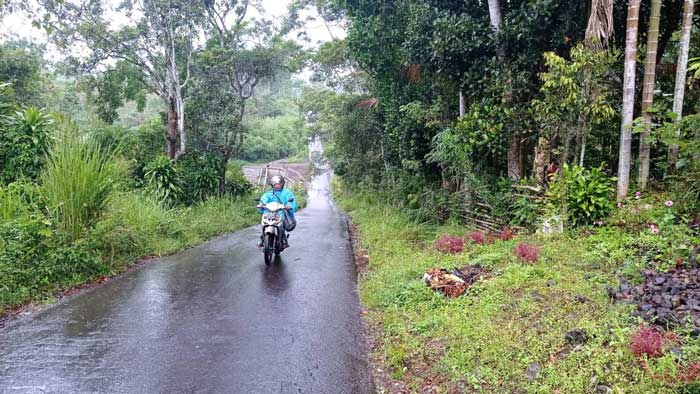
xmin=585 ymin=0 xmax=614 ymax=49
xmin=617 ymin=0 xmax=641 ymax=200
xmin=638 ymin=0 xmax=662 ymax=190
xmin=580 ymin=0 xmax=614 ymax=166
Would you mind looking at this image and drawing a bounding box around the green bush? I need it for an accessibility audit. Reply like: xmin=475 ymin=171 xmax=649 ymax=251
xmin=144 ymin=155 xmax=183 ymax=205
xmin=0 ymin=180 xmax=43 ymax=220
xmin=41 ymin=128 xmax=116 ymax=240
xmin=547 ymin=164 xmax=614 ymax=226
xmin=178 ymin=153 xmax=221 ymax=202
xmin=0 ymin=107 xmax=53 ymax=183
xmin=225 ymin=164 xmax=253 ymax=196
xmin=0 ymin=217 xmax=108 ymax=311
xmin=0 ymin=218 xmax=53 ymax=307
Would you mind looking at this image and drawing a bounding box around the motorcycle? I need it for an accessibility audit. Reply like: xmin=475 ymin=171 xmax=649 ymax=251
xmin=256 ymin=198 xmax=293 ymax=265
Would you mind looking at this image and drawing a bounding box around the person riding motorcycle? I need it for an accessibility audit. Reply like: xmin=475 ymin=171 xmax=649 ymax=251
xmin=256 ymin=175 xmax=297 ymax=249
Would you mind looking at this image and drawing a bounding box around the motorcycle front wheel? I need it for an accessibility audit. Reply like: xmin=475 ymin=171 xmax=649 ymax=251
xmin=264 ymin=233 xmax=275 ymax=265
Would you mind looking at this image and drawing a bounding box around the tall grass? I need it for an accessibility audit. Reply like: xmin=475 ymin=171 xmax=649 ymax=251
xmin=41 ymin=127 xmax=116 ymax=240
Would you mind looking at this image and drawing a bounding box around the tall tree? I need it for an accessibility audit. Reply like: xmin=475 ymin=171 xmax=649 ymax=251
xmin=43 ymin=0 xmax=201 ymax=160
xmin=486 ymin=0 xmax=520 ymax=180
xmin=669 ymin=0 xmax=695 ymax=170
xmin=638 ymin=0 xmax=662 ymax=190
xmin=579 ymin=0 xmax=614 ymax=167
xmin=194 ymin=0 xmax=299 ymax=192
xmin=585 ymin=0 xmax=614 ymax=50
xmin=617 ymin=0 xmax=640 ymax=200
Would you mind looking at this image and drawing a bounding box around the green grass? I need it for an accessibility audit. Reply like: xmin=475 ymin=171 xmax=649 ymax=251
xmin=338 ymin=189 xmax=700 ymax=393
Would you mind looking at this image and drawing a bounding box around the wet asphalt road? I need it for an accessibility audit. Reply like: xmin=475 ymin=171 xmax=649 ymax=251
xmin=0 ymin=171 xmax=375 ymax=394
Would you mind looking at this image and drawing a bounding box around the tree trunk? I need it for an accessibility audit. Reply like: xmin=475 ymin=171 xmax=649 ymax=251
xmin=487 ymin=0 xmax=521 ymax=180
xmin=519 ymin=135 xmax=527 ymax=179
xmin=487 ymin=0 xmax=502 ymax=28
xmin=166 ymin=96 xmax=178 ymax=160
xmin=638 ymin=0 xmax=662 ymax=190
xmin=173 ymin=89 xmax=186 ymax=160
xmin=669 ymin=0 xmax=695 ymax=170
xmin=533 ymin=135 xmax=550 ymax=187
xmin=507 ymin=133 xmax=521 ymax=180
xmin=579 ymin=128 xmax=587 ymax=167
xmin=459 ymin=91 xmax=465 ymax=119
xmin=561 ymin=131 xmax=573 ymax=166
xmin=219 ymin=152 xmax=230 ymax=196
xmin=617 ymin=0 xmax=640 ymax=200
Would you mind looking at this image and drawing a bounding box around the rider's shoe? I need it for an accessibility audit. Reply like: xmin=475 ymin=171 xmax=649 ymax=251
xmin=257 ymin=240 xmax=263 ymax=248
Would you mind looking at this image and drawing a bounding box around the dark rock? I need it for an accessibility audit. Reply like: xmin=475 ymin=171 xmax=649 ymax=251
xmin=526 ymin=362 xmax=541 ymax=381
xmin=619 ymin=283 xmax=631 ymax=293
xmin=584 ymin=273 xmax=594 ymax=280
xmin=575 ymin=295 xmax=589 ymax=303
xmin=641 ymin=304 xmax=654 ymax=313
xmin=672 ymin=295 xmax=683 ymax=308
xmin=547 ymin=279 xmax=556 ymax=287
xmin=530 ymin=290 xmax=543 ymax=302
xmin=596 ymin=384 xmax=613 ymax=394
xmin=670 ymin=347 xmax=683 ymax=358
xmin=654 ymin=276 xmax=667 ymax=285
xmin=565 ymin=329 xmax=588 ymax=345
xmin=690 ymin=328 xmax=700 ymax=338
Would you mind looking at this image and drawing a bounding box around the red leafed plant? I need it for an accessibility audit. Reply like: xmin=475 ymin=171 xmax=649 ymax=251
xmin=469 ymin=231 xmax=487 ymax=245
xmin=679 ymin=363 xmax=700 ymax=383
xmin=631 ymin=326 xmax=665 ymax=359
xmin=499 ymin=226 xmax=516 ymax=241
xmin=514 ymin=243 xmax=540 ymax=262
xmin=435 ymin=235 xmax=464 ymax=254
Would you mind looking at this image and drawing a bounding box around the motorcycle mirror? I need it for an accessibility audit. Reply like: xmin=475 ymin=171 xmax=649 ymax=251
xmin=254 ymin=198 xmax=260 ymax=202
xmin=287 ymin=198 xmax=294 ymax=202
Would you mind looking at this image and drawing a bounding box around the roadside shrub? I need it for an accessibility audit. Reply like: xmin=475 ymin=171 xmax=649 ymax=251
xmin=0 ymin=106 xmax=53 ymax=183
xmin=547 ymin=164 xmax=614 ymax=226
xmin=435 ymin=235 xmax=463 ymax=254
xmin=469 ymin=231 xmax=486 ymax=245
xmin=514 ymin=243 xmax=540 ymax=263
xmin=0 ymin=180 xmax=42 ymax=220
xmin=499 ymin=226 xmax=516 ymax=241
xmin=144 ymin=155 xmax=183 ymax=205
xmin=630 ymin=325 xmax=665 ymax=359
xmin=41 ymin=128 xmax=116 ymax=241
xmin=225 ymin=164 xmax=253 ymax=196
xmin=0 ymin=217 xmax=52 ymax=308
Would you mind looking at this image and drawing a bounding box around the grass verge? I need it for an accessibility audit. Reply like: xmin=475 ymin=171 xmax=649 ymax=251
xmin=338 ymin=189 xmax=700 ymax=394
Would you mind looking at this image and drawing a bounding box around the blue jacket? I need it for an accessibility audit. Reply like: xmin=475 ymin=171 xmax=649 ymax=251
xmin=258 ymin=188 xmax=297 ymax=216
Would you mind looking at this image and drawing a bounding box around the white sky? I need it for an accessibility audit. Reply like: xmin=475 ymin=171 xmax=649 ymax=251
xmin=0 ymin=0 xmax=345 ymax=58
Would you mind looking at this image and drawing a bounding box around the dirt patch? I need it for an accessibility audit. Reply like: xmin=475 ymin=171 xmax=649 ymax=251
xmin=613 ymin=266 xmax=700 ymax=327
xmin=423 ymin=265 xmax=492 ymax=298
xmin=347 ymin=218 xmax=370 ymax=279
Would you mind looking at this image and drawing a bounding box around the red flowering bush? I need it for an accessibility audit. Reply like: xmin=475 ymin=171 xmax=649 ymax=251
xmin=630 ymin=326 xmax=665 ymax=359
xmin=435 ymin=235 xmax=464 ymax=254
xmin=679 ymin=363 xmax=700 ymax=383
xmin=469 ymin=231 xmax=486 ymax=245
xmin=499 ymin=226 xmax=516 ymax=241
xmin=514 ymin=243 xmax=540 ymax=263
